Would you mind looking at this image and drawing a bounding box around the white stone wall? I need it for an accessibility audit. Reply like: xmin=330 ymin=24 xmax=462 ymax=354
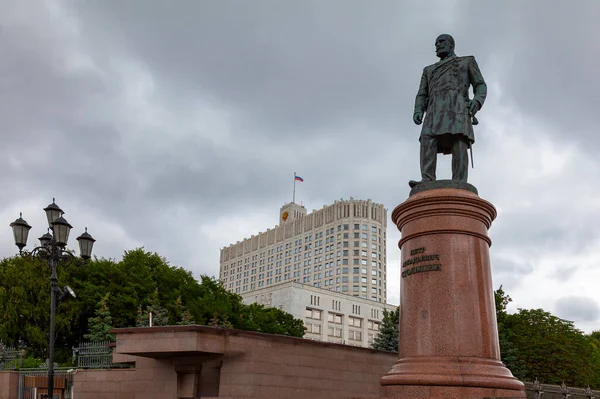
xmin=242 ymin=281 xmax=397 ymax=348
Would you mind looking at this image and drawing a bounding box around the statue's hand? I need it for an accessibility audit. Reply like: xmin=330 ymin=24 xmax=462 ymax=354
xmin=469 ymin=100 xmax=481 ymax=116
xmin=413 ymin=111 xmax=423 ymax=125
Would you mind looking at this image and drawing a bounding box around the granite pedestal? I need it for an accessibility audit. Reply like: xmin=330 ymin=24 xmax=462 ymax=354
xmin=380 ymin=182 xmax=525 ymax=398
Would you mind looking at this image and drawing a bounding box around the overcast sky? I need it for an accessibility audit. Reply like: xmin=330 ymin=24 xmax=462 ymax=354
xmin=2 ymin=0 xmax=599 ymax=333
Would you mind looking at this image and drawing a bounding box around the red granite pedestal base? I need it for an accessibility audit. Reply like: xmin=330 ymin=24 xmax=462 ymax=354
xmin=379 ymin=186 xmax=525 ymax=398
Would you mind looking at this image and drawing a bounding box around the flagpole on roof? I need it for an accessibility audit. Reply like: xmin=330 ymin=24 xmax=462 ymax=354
xmin=293 ymin=172 xmax=296 ymax=204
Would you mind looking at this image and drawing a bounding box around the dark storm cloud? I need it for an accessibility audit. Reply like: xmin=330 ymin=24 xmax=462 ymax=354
xmin=1 ymin=0 xmax=600 ymax=330
xmin=437 ymin=1 xmax=600 ymax=152
xmin=68 ymin=0 xmax=421 ymax=137
xmin=489 ymin=257 xmax=535 ymax=292
xmin=555 ymin=296 xmax=600 ymax=324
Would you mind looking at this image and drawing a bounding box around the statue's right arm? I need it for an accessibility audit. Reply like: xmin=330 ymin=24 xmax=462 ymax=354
xmin=413 ymin=68 xmax=428 ymax=124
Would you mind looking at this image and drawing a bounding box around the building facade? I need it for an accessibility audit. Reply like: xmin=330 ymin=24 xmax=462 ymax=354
xmin=219 ymin=198 xmax=388 ymax=303
xmin=242 ymin=281 xmax=397 ymax=348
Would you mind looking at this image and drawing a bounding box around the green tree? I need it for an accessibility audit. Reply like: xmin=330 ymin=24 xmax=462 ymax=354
xmin=503 ymin=308 xmax=594 ymax=386
xmin=495 ymin=287 xmax=600 ymax=388
xmin=84 ymin=293 xmax=115 ymax=342
xmin=0 ymin=248 xmax=306 ymax=357
xmin=136 ymin=290 xmax=169 ymax=327
xmin=0 ymin=256 xmax=81 ymax=363
xmin=494 ymin=286 xmax=525 ymax=378
xmin=238 ymin=303 xmax=305 ymax=337
xmin=372 ymin=307 xmax=399 ymax=352
xmin=174 ymin=296 xmax=195 ymax=325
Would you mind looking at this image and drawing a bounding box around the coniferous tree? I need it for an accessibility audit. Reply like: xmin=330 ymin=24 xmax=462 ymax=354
xmin=136 ymin=290 xmax=169 ymax=327
xmin=84 ymin=293 xmax=115 ymax=342
xmin=174 ymin=296 xmax=195 ymax=325
xmin=371 ymin=307 xmax=399 ymax=352
xmin=178 ymin=310 xmax=195 ymax=325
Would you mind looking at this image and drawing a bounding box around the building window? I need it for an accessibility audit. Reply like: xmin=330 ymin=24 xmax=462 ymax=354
xmin=348 ymin=316 xmax=362 ymax=328
xmin=348 ymin=330 xmax=362 ymax=341
xmin=306 ymin=308 xmax=322 ymax=320
xmin=328 ymin=313 xmax=343 ymax=324
xmin=368 ymin=333 xmax=375 ymax=345
xmin=305 ymin=322 xmax=321 ymax=334
xmin=328 ymin=326 xmax=343 ymax=338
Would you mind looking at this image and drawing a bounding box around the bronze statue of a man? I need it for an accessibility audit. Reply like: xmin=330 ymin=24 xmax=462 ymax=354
xmin=409 ymin=34 xmax=487 ymax=188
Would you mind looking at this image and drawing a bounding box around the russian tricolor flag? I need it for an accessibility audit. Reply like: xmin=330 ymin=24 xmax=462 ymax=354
xmin=295 ymin=175 xmax=304 ymax=182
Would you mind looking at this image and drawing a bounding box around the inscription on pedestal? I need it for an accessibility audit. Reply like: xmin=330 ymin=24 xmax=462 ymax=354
xmin=402 ymin=247 xmax=442 ymax=278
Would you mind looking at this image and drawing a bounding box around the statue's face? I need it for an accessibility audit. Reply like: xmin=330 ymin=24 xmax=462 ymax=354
xmin=435 ymin=36 xmax=453 ymax=58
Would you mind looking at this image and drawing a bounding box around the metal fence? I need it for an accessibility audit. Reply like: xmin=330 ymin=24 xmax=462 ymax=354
xmin=525 ymin=379 xmax=599 ymax=398
xmin=17 ymin=368 xmax=73 ymax=399
xmin=71 ymin=340 xmax=114 ymax=369
xmin=0 ymin=344 xmax=24 ymax=370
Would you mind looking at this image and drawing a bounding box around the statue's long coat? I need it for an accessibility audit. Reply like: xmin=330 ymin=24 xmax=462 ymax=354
xmin=414 ymin=55 xmax=487 ymax=154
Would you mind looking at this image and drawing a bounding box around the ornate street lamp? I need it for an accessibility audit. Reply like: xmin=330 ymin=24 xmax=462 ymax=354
xmin=9 ymin=199 xmax=95 ymax=399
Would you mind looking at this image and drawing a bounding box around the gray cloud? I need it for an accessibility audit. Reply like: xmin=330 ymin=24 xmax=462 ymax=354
xmin=1 ymin=1 xmax=600 ymax=331
xmin=555 ymin=296 xmax=600 ymax=324
xmin=490 ymin=257 xmax=535 ymax=292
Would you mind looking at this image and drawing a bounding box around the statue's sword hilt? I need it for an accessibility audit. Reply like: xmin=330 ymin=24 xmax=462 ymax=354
xmin=470 ymin=113 xmax=478 ymax=168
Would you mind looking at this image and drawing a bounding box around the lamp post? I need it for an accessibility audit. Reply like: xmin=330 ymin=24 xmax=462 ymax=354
xmin=9 ymin=199 xmax=95 ymax=399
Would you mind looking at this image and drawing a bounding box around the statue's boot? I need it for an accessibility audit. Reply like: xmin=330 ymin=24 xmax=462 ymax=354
xmin=408 ymin=179 xmax=432 ymax=188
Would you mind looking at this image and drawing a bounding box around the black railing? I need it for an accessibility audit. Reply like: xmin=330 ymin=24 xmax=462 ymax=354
xmin=71 ymin=341 xmax=113 ymax=369
xmin=0 ymin=344 xmax=24 ymax=370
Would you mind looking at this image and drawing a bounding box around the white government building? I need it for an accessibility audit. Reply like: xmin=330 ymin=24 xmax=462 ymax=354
xmin=241 ymin=281 xmax=396 ymax=347
xmin=219 ymin=198 xmax=398 ymax=348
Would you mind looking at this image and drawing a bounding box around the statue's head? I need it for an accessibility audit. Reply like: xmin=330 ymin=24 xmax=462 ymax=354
xmin=435 ymin=34 xmax=455 ymax=58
